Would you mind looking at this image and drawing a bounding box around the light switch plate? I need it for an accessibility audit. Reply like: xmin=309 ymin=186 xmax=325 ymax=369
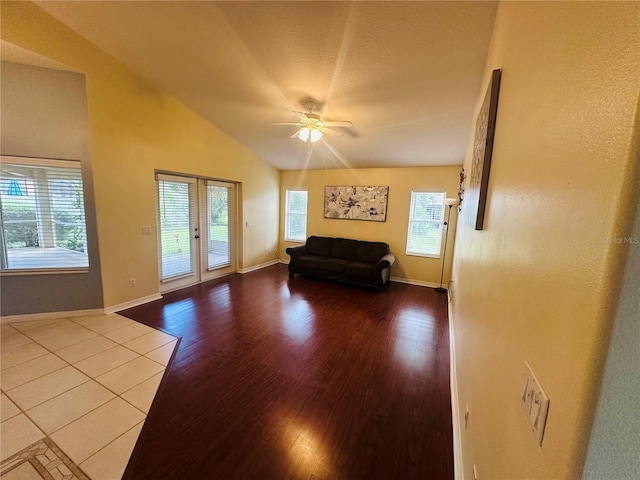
xmin=520 ymin=361 xmax=550 ymax=445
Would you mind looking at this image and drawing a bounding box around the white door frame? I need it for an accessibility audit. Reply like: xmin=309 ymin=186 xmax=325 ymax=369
xmin=156 ymin=173 xmax=238 ymax=293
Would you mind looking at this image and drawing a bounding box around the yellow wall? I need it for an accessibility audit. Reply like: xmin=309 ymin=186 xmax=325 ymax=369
xmin=451 ymin=2 xmax=640 ymax=479
xmin=279 ymin=167 xmax=460 ymax=285
xmin=1 ymin=2 xmax=280 ymax=310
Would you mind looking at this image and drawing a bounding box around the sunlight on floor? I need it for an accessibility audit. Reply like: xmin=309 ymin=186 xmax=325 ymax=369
xmin=393 ymin=306 xmax=435 ymax=369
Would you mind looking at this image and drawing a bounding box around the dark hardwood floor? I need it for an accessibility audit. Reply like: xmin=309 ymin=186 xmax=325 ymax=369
xmin=120 ymin=264 xmax=453 ymax=479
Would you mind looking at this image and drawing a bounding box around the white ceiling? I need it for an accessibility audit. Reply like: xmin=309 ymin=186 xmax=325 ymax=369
xmin=35 ymin=1 xmax=498 ymax=171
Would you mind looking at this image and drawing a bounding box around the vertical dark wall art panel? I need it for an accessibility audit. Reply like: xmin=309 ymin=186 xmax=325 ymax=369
xmin=465 ymin=69 xmax=501 ymax=230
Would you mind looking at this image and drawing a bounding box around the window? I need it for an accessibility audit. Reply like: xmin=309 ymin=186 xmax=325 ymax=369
xmin=0 ymin=156 xmax=89 ymax=271
xmin=406 ymin=190 xmax=446 ymax=257
xmin=285 ymin=189 xmax=308 ymax=242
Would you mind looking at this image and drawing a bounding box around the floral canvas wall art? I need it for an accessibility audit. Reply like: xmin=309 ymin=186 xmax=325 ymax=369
xmin=324 ymin=186 xmax=389 ymax=222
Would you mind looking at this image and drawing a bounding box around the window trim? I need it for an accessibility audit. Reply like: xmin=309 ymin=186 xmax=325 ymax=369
xmin=405 ymin=189 xmax=446 ymax=258
xmin=284 ymin=189 xmax=308 ymax=243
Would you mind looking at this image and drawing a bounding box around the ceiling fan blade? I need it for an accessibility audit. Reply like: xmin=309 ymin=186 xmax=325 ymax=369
xmin=266 ymin=122 xmax=303 ymax=126
xmin=292 ymin=110 xmax=310 ymax=121
xmin=321 ymin=121 xmax=353 ymax=127
xmin=317 ymin=126 xmax=342 ymax=137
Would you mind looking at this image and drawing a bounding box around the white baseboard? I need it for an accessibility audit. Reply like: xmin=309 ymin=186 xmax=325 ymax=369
xmin=238 ymin=259 xmax=279 ymax=274
xmin=390 ymin=276 xmax=441 ymax=289
xmin=2 ymin=292 xmax=164 ymax=323
xmin=448 ymin=290 xmax=464 ymax=480
xmin=1 ymin=308 xmax=104 ymax=324
xmin=104 ymin=293 xmax=163 ymax=314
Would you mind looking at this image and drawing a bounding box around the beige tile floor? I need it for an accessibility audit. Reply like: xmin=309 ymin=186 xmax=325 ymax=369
xmin=0 ymin=313 xmax=177 ymax=480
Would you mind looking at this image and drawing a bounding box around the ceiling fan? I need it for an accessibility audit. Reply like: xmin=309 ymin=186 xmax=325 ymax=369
xmin=268 ymin=101 xmax=353 ymax=144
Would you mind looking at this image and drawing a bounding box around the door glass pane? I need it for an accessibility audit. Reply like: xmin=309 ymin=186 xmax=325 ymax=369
xmin=158 ymin=180 xmax=193 ymax=279
xmin=207 ymin=185 xmax=230 ymax=269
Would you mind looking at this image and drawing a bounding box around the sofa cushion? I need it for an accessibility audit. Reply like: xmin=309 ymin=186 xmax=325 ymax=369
xmin=306 ymin=236 xmax=333 ymax=257
xmin=355 ymin=241 xmax=390 ymax=263
xmin=331 ymin=238 xmax=359 ymax=260
xmin=318 ymin=257 xmax=351 ymax=274
xmin=345 ymin=261 xmax=375 ymax=279
xmin=295 ymin=254 xmax=325 ymax=270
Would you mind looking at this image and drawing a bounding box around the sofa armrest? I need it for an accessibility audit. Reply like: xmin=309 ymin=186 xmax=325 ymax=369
xmin=375 ymin=252 xmax=396 ymax=269
xmin=373 ymin=252 xmax=395 ymax=289
xmin=286 ymin=244 xmax=308 ymax=259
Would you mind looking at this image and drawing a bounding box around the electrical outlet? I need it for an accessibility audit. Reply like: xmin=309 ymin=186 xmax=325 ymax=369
xmin=129 ymin=278 xmax=136 ymax=287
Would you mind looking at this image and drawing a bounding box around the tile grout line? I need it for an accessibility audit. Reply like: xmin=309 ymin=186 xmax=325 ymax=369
xmin=13 ymin=377 xmax=93 ymax=423
xmin=77 ymin=419 xmax=146 ymax=473
xmin=5 ymin=315 xmax=171 ymax=388
xmin=5 ymin=319 xmax=173 ymax=413
xmin=1 ymin=359 xmax=69 ymax=392
xmin=2 ymin=313 xmax=178 ymax=469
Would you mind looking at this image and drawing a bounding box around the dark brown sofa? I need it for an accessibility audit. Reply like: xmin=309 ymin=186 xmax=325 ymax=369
xmin=285 ymin=236 xmax=395 ymax=291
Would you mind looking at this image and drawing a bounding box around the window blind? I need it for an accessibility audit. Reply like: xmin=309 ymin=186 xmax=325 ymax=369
xmin=157 ymin=175 xmax=195 ymax=280
xmin=0 ymin=157 xmax=89 ymax=271
xmin=285 ymin=190 xmax=308 ymax=242
xmin=406 ymin=190 xmax=445 ymax=257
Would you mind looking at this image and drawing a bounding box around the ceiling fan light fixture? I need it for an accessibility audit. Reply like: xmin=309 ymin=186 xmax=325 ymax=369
xmin=298 ymin=127 xmax=322 ymax=143
xmin=310 ymin=129 xmax=322 ymax=143
xmin=297 ymin=127 xmax=310 ymax=142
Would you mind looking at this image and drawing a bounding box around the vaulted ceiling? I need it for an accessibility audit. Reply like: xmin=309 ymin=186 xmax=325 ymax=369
xmin=35 ymin=1 xmax=498 ymax=170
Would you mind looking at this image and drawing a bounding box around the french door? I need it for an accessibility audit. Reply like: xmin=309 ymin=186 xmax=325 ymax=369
xmin=156 ymin=173 xmax=236 ymax=292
